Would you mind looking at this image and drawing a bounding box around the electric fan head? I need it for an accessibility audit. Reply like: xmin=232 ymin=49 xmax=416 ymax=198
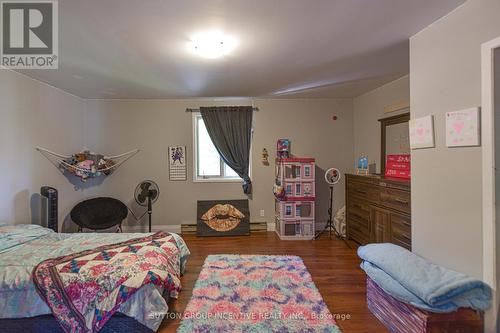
xmin=324 ymin=168 xmax=341 ymax=185
xmin=134 ymin=180 xmax=160 ymax=206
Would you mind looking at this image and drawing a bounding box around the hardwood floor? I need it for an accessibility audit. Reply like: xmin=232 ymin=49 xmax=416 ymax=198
xmin=158 ymin=232 xmax=389 ymax=333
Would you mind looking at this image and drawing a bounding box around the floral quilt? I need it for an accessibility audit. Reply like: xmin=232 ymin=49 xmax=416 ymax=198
xmin=33 ymin=232 xmax=182 ymax=333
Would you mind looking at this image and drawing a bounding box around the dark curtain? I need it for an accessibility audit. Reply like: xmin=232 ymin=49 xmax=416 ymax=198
xmin=200 ymin=106 xmax=253 ymax=194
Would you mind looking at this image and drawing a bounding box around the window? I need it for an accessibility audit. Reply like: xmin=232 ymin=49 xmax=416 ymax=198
xmin=295 ymin=205 xmax=301 ymax=217
xmin=193 ymin=114 xmax=246 ymax=181
xmin=295 ymin=183 xmax=301 ymax=196
xmin=285 ymin=165 xmax=300 ymax=179
xmin=304 ymin=165 xmax=311 ymax=177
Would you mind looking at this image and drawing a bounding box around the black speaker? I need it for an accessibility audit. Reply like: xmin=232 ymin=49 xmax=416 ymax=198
xmin=41 ymin=186 xmax=58 ymax=232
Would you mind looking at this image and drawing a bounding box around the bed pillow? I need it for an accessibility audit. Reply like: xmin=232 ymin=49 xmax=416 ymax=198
xmin=0 ymin=224 xmax=54 ymax=253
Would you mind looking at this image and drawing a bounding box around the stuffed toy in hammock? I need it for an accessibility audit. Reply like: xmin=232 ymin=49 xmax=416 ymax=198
xmin=62 ymin=150 xmax=115 ymax=181
xmin=36 ymin=147 xmax=140 ymax=182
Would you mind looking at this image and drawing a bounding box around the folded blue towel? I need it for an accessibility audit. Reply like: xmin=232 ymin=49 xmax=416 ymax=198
xmin=358 ymin=243 xmax=492 ymax=313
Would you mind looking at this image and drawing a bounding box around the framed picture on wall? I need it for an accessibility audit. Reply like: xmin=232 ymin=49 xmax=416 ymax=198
xmin=409 ymin=115 xmax=435 ymax=149
xmin=169 ymin=146 xmax=187 ymax=180
xmin=446 ymin=107 xmax=480 ymax=147
xmin=197 ymin=200 xmax=250 ymax=237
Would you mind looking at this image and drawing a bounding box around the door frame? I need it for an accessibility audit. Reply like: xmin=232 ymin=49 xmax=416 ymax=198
xmin=481 ymin=36 xmax=500 ymax=332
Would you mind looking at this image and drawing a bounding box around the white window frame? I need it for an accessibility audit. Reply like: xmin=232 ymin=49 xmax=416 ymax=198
xmin=192 ymin=112 xmax=252 ymax=182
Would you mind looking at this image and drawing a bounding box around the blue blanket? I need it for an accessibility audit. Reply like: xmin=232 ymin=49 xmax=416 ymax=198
xmin=358 ymin=243 xmax=491 ymax=313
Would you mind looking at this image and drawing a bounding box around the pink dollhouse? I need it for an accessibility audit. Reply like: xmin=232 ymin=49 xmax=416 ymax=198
xmin=275 ymin=157 xmax=316 ymax=240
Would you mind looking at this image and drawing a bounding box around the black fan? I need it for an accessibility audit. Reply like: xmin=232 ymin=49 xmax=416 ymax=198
xmin=134 ymin=180 xmax=160 ymax=232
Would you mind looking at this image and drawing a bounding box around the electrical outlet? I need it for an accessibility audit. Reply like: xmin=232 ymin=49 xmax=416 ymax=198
xmin=260 ymin=209 xmax=265 ymax=217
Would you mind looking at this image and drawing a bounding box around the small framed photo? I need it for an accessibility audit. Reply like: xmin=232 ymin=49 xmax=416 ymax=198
xmin=409 ymin=115 xmax=435 ymax=149
xmin=356 ymin=156 xmax=369 ymax=175
xmin=446 ymin=107 xmax=480 ymax=147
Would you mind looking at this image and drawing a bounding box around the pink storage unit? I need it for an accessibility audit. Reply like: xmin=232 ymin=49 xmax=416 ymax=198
xmin=275 ymin=157 xmax=316 ymax=240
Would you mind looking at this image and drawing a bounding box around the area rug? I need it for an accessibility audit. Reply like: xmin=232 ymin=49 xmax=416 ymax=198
xmin=178 ymin=255 xmax=341 ymax=333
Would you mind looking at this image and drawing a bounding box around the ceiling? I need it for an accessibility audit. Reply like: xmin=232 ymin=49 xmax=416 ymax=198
xmin=19 ymin=0 xmax=465 ymax=99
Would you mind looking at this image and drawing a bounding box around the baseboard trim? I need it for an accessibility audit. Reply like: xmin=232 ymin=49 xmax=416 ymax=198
xmin=122 ymin=224 xmax=181 ymax=234
xmin=124 ymin=222 xmax=274 ymax=234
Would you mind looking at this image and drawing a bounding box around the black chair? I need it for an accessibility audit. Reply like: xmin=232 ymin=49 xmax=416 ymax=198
xmin=70 ymin=197 xmax=128 ymax=232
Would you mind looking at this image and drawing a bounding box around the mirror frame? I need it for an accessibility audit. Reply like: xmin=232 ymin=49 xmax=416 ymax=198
xmin=378 ymin=112 xmax=410 ymax=175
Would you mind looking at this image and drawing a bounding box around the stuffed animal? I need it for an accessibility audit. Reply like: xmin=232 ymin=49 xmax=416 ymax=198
xmin=102 ymin=159 xmax=115 ymax=175
xmin=262 ymin=148 xmax=269 ymax=165
xmin=75 ymin=160 xmax=94 ymax=180
xmin=273 ymin=182 xmax=286 ymax=200
xmin=74 ymin=153 xmax=86 ymax=162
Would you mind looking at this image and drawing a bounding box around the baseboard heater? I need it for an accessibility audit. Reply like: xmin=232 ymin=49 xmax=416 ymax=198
xmin=181 ymin=222 xmax=267 ymax=234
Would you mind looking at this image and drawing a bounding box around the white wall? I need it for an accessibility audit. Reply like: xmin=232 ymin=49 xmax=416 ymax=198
xmin=0 ymin=68 xmax=354 ymax=232
xmin=83 ymin=98 xmax=354 ymax=230
xmin=0 ymin=70 xmax=85 ymax=227
xmin=410 ymin=0 xmax=500 ymax=278
xmin=353 ymin=75 xmax=410 ymax=173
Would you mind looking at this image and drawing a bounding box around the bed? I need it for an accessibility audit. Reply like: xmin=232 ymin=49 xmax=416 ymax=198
xmin=0 ymin=224 xmax=190 ymax=333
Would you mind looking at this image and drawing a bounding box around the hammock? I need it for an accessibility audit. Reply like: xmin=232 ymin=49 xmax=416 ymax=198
xmin=36 ymin=147 xmax=140 ymax=181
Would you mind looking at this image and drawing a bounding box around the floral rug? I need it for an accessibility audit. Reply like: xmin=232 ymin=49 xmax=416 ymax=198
xmin=178 ymin=255 xmax=341 ymax=333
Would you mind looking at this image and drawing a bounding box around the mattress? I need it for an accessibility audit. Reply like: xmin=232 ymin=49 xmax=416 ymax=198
xmin=0 ymin=224 xmax=190 ymax=331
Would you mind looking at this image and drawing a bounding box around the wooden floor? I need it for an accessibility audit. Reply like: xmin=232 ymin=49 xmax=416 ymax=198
xmin=158 ymin=232 xmax=389 ymax=333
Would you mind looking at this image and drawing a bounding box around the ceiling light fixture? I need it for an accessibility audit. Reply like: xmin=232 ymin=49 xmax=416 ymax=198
xmin=188 ymin=31 xmax=237 ymax=59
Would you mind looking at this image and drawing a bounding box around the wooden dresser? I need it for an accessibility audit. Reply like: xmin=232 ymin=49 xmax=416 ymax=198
xmin=346 ymin=174 xmax=411 ymax=250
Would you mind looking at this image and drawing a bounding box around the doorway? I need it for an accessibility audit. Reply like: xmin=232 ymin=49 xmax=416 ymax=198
xmin=482 ymin=37 xmax=500 ymax=333
xmin=495 ymin=46 xmax=500 ymax=333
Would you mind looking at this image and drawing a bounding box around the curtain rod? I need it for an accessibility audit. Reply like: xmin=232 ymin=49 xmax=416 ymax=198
xmin=185 ymin=107 xmax=259 ymax=112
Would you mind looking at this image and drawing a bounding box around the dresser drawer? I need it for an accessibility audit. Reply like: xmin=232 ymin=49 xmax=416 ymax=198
xmin=348 ymin=181 xmax=379 ymax=204
xmin=390 ymin=213 xmax=411 ymax=250
xmin=349 ymin=214 xmax=370 ymax=234
xmin=348 ymin=198 xmax=370 ymax=221
xmin=391 ymin=213 xmax=411 ymax=231
xmin=391 ymin=234 xmax=411 ymax=250
xmin=349 ymin=220 xmax=370 ymax=245
xmin=380 ymin=188 xmax=411 ymax=214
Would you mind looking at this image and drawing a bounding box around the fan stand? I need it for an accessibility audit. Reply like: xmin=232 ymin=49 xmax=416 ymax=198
xmin=147 ymin=194 xmax=153 ymax=233
xmin=314 ymin=186 xmax=352 ymax=248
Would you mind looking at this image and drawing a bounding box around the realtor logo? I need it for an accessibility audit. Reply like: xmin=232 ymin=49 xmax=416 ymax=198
xmin=1 ymin=0 xmax=58 ymax=69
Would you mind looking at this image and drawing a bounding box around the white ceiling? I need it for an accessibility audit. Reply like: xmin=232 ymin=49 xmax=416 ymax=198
xmin=19 ymin=0 xmax=465 ymax=99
